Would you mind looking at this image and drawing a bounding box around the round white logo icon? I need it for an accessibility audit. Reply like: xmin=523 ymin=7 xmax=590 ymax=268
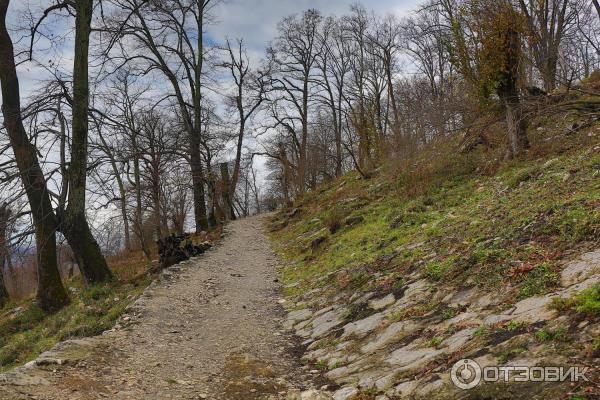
xmin=451 ymin=359 xmax=482 ymax=390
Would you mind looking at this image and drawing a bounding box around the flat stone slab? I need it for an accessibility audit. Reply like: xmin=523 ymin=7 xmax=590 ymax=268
xmin=369 ymin=294 xmax=395 ymax=310
xmin=561 ymin=249 xmax=600 ymax=286
xmin=342 ymin=312 xmax=385 ymax=339
xmin=311 ymin=307 xmax=347 ymax=338
xmin=386 ymin=344 xmax=442 ymax=371
xmin=361 ymin=320 xmax=422 ymax=354
xmin=0 ymin=370 xmax=49 ymax=386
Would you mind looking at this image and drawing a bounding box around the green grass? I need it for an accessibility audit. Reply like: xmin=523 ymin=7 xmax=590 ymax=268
xmin=574 ymin=284 xmax=600 ymax=316
xmin=535 ymin=327 xmax=567 ymax=342
xmin=473 ymin=325 xmax=489 ymax=337
xmin=315 ymin=359 xmax=329 ymax=370
xmin=0 ymin=276 xmax=150 ymax=372
xmin=517 ymin=262 xmax=560 ymax=299
xmin=550 ymin=284 xmax=600 ymax=317
xmin=506 ymin=320 xmax=528 ymax=332
xmin=270 ymin=117 xmax=600 ymax=306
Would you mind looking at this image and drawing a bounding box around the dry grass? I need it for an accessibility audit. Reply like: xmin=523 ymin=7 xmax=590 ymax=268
xmin=107 ymin=247 xmax=158 ymax=282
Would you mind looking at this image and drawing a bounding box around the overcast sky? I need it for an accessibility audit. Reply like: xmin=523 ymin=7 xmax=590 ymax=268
xmin=207 ymin=0 xmax=419 ymax=56
xmin=5 ymin=0 xmax=421 ymax=99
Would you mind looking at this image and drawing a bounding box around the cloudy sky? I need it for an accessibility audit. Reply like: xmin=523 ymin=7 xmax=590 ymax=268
xmin=208 ymin=0 xmax=419 ymax=55
xmin=5 ymin=0 xmax=421 ymax=99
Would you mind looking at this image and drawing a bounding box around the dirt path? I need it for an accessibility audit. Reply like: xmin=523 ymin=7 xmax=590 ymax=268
xmin=0 ymin=215 xmax=320 ymax=400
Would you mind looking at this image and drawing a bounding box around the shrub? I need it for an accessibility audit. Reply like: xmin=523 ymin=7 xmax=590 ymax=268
xmin=324 ymin=208 xmax=347 ymax=234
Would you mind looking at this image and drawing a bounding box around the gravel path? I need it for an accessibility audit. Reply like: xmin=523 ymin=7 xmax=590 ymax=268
xmin=0 ymin=215 xmax=318 ymax=400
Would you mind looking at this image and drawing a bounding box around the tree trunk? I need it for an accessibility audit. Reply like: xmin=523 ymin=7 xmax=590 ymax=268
xmin=385 ymin=52 xmax=401 ymax=138
xmin=0 ymin=0 xmax=68 ymax=312
xmin=502 ymin=94 xmax=529 ymax=159
xmin=97 ymin=131 xmax=131 ymax=252
xmin=542 ymin=53 xmax=558 ymax=93
xmin=0 ymin=204 xmax=10 ymax=307
xmin=132 ymin=139 xmax=151 ymax=261
xmin=498 ymin=28 xmax=529 ymax=159
xmin=0 ymin=260 xmax=7 ymax=308
xmin=594 ymin=0 xmax=600 ymax=22
xmin=152 ymin=180 xmax=163 ymax=240
xmin=229 ymin=118 xmax=245 ymax=207
xmin=335 ymin=99 xmax=343 ymax=178
xmin=191 ymin=3 xmax=209 ymax=232
xmin=190 ymin=134 xmax=209 ymax=231
xmin=279 ymin=144 xmax=293 ymax=207
xmin=118 ymin=178 xmax=132 ymax=252
xmin=61 ymin=0 xmax=112 ymax=284
xmin=220 ymin=162 xmax=235 ymax=220
xmin=298 ymin=77 xmax=309 ymax=194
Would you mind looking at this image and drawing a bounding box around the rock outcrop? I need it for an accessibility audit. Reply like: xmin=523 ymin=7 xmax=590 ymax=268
xmin=282 ymin=248 xmax=600 ymax=399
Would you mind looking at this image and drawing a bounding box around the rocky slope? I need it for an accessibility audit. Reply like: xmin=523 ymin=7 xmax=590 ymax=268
xmin=280 ymin=245 xmax=599 ymax=399
xmin=271 ymin=105 xmax=600 ymax=399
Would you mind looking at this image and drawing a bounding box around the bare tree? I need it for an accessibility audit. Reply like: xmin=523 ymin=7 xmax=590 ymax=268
xmin=316 ymin=17 xmax=351 ymax=177
xmin=28 ymin=0 xmax=113 ymax=283
xmin=218 ymin=38 xmax=268 ymax=214
xmin=268 ymin=9 xmax=323 ymax=194
xmin=369 ymin=14 xmax=402 ymax=136
xmin=518 ymin=0 xmax=579 ymax=91
xmin=107 ymin=0 xmax=218 ymax=232
xmin=0 ymin=0 xmax=69 ymax=311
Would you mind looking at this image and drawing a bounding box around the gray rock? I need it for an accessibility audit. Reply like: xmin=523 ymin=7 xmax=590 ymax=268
xmin=441 ymin=327 xmax=477 ymax=352
xmin=391 ymin=280 xmax=431 ymax=309
xmin=333 ymin=387 xmax=359 ymax=400
xmin=509 ymin=295 xmax=556 ymax=323
xmin=0 ymin=370 xmax=50 ymax=386
xmin=342 ymin=312 xmax=385 ymax=339
xmin=361 ymin=320 xmax=421 ymax=354
xmin=393 ymin=380 xmax=419 ymax=397
xmin=442 ymin=287 xmax=478 ymax=307
xmin=561 ymin=250 xmax=600 ymax=286
xmin=287 ymin=389 xmax=333 ymax=400
xmin=289 ymin=309 xmax=313 ymax=322
xmin=386 ymin=344 xmax=442 ymax=371
xmin=311 ymin=307 xmax=347 ymax=338
xmin=375 ymin=372 xmax=398 ymax=391
xmin=326 ymin=359 xmax=368 ymax=380
xmin=369 ymin=294 xmax=395 ymax=311
xmin=471 ymin=293 xmax=501 ymax=310
xmin=483 ymin=313 xmax=513 ymax=326
xmin=344 ymin=215 xmax=365 ymax=226
xmin=414 ymin=379 xmax=445 ymax=397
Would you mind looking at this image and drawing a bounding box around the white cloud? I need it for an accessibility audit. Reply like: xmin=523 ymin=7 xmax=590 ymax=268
xmin=207 ymin=0 xmax=419 ymax=57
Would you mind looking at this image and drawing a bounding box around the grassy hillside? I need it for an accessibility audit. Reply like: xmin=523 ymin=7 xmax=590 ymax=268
xmin=273 ymin=96 xmax=600 ymax=305
xmin=270 ymin=90 xmax=600 ymax=399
